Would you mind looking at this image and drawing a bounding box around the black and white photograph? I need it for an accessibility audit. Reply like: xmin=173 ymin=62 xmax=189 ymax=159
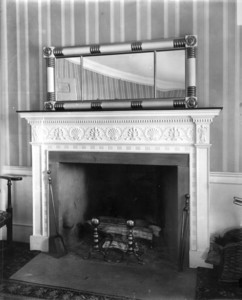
xmin=0 ymin=0 xmax=242 ymax=299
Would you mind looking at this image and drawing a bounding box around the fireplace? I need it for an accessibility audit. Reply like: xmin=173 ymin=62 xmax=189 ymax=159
xmin=48 ymin=152 xmax=189 ymax=268
xmin=19 ymin=108 xmax=221 ymax=268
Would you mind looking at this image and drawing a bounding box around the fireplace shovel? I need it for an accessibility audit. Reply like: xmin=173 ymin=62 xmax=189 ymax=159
xmin=47 ymin=171 xmax=68 ymax=258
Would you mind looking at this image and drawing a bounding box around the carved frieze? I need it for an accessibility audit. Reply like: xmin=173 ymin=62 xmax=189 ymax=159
xmin=31 ymin=122 xmax=194 ymax=144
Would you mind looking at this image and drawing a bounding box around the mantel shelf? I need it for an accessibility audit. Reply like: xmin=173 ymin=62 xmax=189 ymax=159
xmin=18 ymin=107 xmax=222 ymax=121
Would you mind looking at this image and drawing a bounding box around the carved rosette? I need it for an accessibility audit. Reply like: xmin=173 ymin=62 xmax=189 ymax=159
xmin=185 ymin=35 xmax=197 ymax=48
xmin=162 ymin=127 xmax=193 ymax=142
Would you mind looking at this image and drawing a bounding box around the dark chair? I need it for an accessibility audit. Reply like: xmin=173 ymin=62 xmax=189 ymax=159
xmin=0 ymin=175 xmax=22 ymax=250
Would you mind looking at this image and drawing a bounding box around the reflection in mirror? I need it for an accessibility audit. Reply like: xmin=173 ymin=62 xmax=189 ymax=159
xmin=55 ymin=51 xmax=185 ymax=101
xmin=156 ymin=50 xmax=185 ymax=98
xmin=81 ymin=52 xmax=154 ymax=100
xmin=55 ymin=58 xmax=81 ymax=101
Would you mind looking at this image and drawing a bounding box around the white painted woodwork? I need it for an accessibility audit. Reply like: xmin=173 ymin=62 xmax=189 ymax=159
xmin=19 ymin=108 xmax=221 ymax=267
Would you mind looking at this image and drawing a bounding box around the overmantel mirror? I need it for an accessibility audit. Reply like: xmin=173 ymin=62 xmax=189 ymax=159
xmin=43 ymin=35 xmax=197 ymax=111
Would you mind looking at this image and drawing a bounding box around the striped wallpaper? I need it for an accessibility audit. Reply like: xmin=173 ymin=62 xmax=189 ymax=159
xmin=0 ymin=0 xmax=242 ymax=172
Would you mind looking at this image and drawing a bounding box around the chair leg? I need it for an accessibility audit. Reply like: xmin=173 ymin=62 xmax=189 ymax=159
xmin=6 ymin=184 xmax=13 ymax=246
xmin=6 ymin=217 xmax=13 ymax=244
xmin=0 ymin=175 xmax=22 ymax=252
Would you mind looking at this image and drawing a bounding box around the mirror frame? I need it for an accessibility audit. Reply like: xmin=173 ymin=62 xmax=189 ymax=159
xmin=43 ymin=35 xmax=197 ymax=111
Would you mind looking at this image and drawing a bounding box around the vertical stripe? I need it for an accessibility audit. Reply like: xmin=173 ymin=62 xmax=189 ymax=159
xmin=240 ymin=28 xmax=242 ymax=172
xmin=196 ymin=0 xmax=205 ymax=107
xmin=61 ymin=0 xmax=65 ymax=45
xmin=0 ymin=3 xmax=3 ymax=170
xmin=175 ymin=0 xmax=180 ymax=37
xmin=2 ymin=0 xmax=10 ymax=166
xmin=139 ymin=0 xmax=148 ymax=40
xmin=16 ymin=0 xmax=22 ymax=165
xmin=47 ymin=0 xmax=51 ymax=46
xmin=120 ymin=0 xmax=125 ymax=42
xmin=234 ymin=22 xmax=240 ymax=171
xmin=167 ymin=0 xmax=176 ymax=37
xmin=209 ymin=1 xmax=224 ymax=172
xmin=209 ymin=0 xmax=224 ymax=172
xmin=164 ymin=0 xmax=168 ymax=38
xmin=193 ymin=0 xmax=197 ymax=35
xmin=38 ymin=0 xmax=43 ymax=109
xmin=99 ymin=0 xmax=111 ymax=43
xmin=227 ymin=0 xmax=237 ymax=171
xmin=74 ymin=0 xmax=85 ymax=45
xmin=50 ymin=0 xmax=61 ymax=45
xmin=110 ymin=0 xmax=114 ymax=43
xmin=222 ymin=0 xmax=228 ymax=171
xmin=125 ymin=1 xmax=136 ymax=40
xmin=8 ymin=0 xmax=19 ymax=165
xmin=147 ymin=0 xmax=151 ymax=40
xmin=70 ymin=0 xmax=75 ymax=45
xmin=85 ymin=0 xmax=89 ymax=45
xmin=204 ymin=0 xmax=209 ymax=107
xmin=24 ymin=1 xmax=30 ymax=109
xmin=88 ymin=1 xmax=96 ymax=44
xmin=112 ymin=0 xmax=121 ymax=42
xmin=25 ymin=0 xmax=31 ymax=165
xmin=114 ymin=78 xmax=119 ymax=99
xmin=95 ymin=0 xmax=99 ymax=44
xmin=180 ymin=0 xmax=193 ymax=34
xmin=62 ymin=0 xmax=72 ymax=46
xmin=136 ymin=0 xmax=141 ymax=41
xmin=151 ymin=0 xmax=164 ymax=39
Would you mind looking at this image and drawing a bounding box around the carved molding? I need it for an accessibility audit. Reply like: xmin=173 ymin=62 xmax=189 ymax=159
xmin=31 ymin=123 xmax=194 ymax=144
xmin=26 ymin=110 xmax=221 ymax=145
xmin=196 ymin=124 xmax=209 ymax=144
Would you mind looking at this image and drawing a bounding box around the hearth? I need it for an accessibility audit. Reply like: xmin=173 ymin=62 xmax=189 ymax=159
xmin=19 ymin=108 xmax=221 ymax=268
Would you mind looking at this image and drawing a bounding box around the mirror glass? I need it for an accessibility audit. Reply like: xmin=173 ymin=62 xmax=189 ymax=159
xmin=55 ymin=50 xmax=185 ymax=101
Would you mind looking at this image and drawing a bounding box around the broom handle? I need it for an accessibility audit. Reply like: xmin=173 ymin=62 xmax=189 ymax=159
xmin=47 ymin=170 xmax=59 ymax=235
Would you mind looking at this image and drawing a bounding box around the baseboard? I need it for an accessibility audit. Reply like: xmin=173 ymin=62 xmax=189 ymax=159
xmin=1 ymin=165 xmax=32 ymax=176
xmin=210 ymin=172 xmax=242 ymax=185
xmin=189 ymin=250 xmax=213 ymax=269
xmin=13 ymin=223 xmax=33 ymax=243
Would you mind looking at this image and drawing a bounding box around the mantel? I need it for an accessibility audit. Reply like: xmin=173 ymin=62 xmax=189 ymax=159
xmin=18 ymin=108 xmax=221 ymax=120
xmin=19 ymin=107 xmax=222 ymax=268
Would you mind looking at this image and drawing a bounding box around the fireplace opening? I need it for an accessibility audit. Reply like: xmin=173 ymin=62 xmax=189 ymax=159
xmin=49 ymin=152 xmax=189 ymax=269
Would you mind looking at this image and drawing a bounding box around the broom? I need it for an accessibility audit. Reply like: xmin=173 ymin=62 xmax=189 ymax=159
xmin=47 ymin=170 xmax=68 ymax=258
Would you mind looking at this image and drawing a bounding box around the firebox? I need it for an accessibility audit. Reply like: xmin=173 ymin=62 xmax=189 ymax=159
xmin=48 ymin=152 xmax=189 ymax=268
